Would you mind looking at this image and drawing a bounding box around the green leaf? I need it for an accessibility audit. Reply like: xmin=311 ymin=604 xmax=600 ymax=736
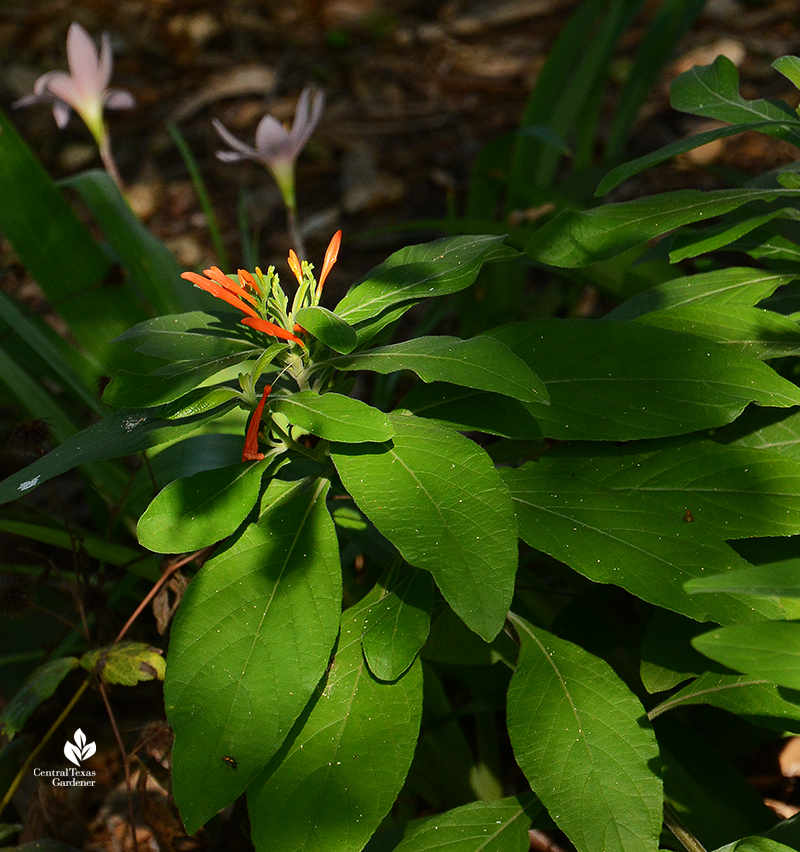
xmin=773 ymin=55 xmax=800 ymax=91
xmin=391 ymin=794 xmax=545 ymax=852
xmin=640 ymin=610 xmax=708 ymax=695
xmin=715 ymin=840 xmax=800 ymax=852
xmin=0 ymin=401 xmax=238 ymax=507
xmin=332 ymin=414 xmax=517 ymax=641
xmin=325 ymin=336 xmax=548 ymax=404
xmin=0 ymin=658 xmax=79 ymax=738
xmin=0 ymin=108 xmax=146 ymax=366
xmin=80 ymin=642 xmax=165 ymax=686
xmin=671 ymin=56 xmax=800 ymax=133
xmin=686 ymin=563 xmax=800 ymax=597
xmin=271 ymin=391 xmax=393 ymax=443
xmin=539 ymin=439 xmax=800 ymax=539
xmin=247 ymin=591 xmax=422 ymax=852
xmin=667 ymin=210 xmax=795 ymax=263
xmin=0 ymin=518 xmax=156 ymax=575
xmin=597 ymin=121 xmax=794 ymax=195
xmin=506 ymin=614 xmax=662 ymax=852
xmin=335 ymin=235 xmax=514 ymax=332
xmin=103 ymin=350 xmax=258 ymax=408
xmin=488 ymin=320 xmax=800 ymax=441
xmin=137 ymin=459 xmax=269 ymax=554
xmin=401 ymin=383 xmax=542 ymax=439
xmin=502 ymin=464 xmax=800 ymax=625
xmin=640 ymin=304 xmax=800 ymax=359
xmin=165 ymin=477 xmax=342 ymax=833
xmin=602 ymin=268 xmax=795 ymax=320
xmin=525 ymin=188 xmax=800 ymax=268
xmin=0 ymin=289 xmax=104 ymax=415
xmin=294 ymin=306 xmax=358 ymax=354
xmin=115 ymin=311 xmax=252 ymax=360
xmin=63 ymin=170 xmax=189 ymax=316
xmin=693 ymin=623 xmax=800 ymax=690
xmin=649 ymin=671 xmax=800 ymax=732
xmin=362 ymin=567 xmax=433 ymax=681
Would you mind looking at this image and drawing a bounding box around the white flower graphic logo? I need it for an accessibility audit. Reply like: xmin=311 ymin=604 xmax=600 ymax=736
xmin=64 ymin=728 xmax=96 ymax=767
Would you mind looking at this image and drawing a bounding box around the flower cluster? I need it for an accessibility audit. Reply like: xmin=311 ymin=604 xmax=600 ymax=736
xmin=181 ymin=230 xmax=342 ymax=348
xmin=181 ymin=231 xmax=343 ymax=461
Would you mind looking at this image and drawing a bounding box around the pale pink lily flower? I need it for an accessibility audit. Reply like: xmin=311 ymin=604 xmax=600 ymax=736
xmin=15 ymin=22 xmax=134 ymax=188
xmin=212 ymin=87 xmax=324 ymax=214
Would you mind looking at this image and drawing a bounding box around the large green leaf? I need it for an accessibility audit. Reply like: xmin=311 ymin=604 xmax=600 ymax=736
xmin=502 ymin=465 xmax=800 ymax=625
xmin=609 ymin=268 xmax=799 ymax=321
xmin=670 ymin=56 xmax=800 ymax=135
xmin=525 ymin=188 xmax=800 ymax=268
xmin=0 ymin=400 xmax=238 ymax=507
xmin=270 ymin=391 xmax=393 ymax=443
xmin=332 ymin=414 xmax=517 ymax=641
xmin=390 ymin=794 xmax=546 ymax=852
xmin=325 ymin=336 xmax=548 ymax=403
xmin=649 ymin=671 xmax=800 ymax=732
xmin=115 ymin=311 xmax=252 ymax=360
xmin=506 ymin=614 xmax=662 ymax=852
xmin=334 ymin=235 xmax=515 ymax=334
xmin=638 ymin=304 xmax=800 ymax=359
xmin=137 ymin=459 xmax=269 ymax=553
xmin=487 ymin=320 xmax=800 ymax=440
xmin=165 ymin=477 xmax=342 ymax=833
xmin=536 ymin=439 xmax=800 ymax=539
xmin=362 ymin=566 xmax=433 ymax=681
xmin=247 ymin=590 xmax=422 ymax=852
xmin=693 ymin=623 xmax=800 ymax=690
xmin=103 ymin=350 xmax=258 ymax=408
xmin=63 ymin=170 xmax=190 ymax=316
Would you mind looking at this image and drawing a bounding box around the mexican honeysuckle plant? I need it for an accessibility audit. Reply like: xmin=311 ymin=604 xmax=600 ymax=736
xmin=13 ymin=49 xmax=800 ymax=852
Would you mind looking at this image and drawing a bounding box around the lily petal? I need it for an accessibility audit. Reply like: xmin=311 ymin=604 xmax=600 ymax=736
xmin=212 ymin=118 xmax=259 ymax=162
xmin=66 ymin=22 xmax=102 ymax=101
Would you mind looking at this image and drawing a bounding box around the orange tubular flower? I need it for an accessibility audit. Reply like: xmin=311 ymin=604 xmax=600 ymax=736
xmin=181 ymin=267 xmax=260 ymax=319
xmin=241 ymin=316 xmax=305 ymax=346
xmin=242 ymin=384 xmax=272 ymax=462
xmin=287 ymin=249 xmax=303 ymax=285
xmin=317 ymin=229 xmax=342 ymax=297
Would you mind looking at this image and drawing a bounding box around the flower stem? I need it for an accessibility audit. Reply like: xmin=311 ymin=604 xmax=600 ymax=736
xmin=286 ymin=205 xmax=307 ymax=264
xmin=664 ymin=803 xmax=706 ymax=852
xmin=98 ymin=133 xmax=124 ymax=192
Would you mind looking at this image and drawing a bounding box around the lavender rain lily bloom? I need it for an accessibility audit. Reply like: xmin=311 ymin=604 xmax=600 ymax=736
xmin=15 ymin=21 xmax=134 ymax=188
xmin=212 ymin=87 xmax=324 ymax=215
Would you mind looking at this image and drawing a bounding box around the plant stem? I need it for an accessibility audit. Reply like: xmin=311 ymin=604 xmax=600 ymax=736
xmin=286 ymin=205 xmax=307 ymax=262
xmin=664 ymin=802 xmax=707 ymax=852
xmin=98 ymin=134 xmax=124 ymax=192
xmin=0 ymin=675 xmax=91 ymax=819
